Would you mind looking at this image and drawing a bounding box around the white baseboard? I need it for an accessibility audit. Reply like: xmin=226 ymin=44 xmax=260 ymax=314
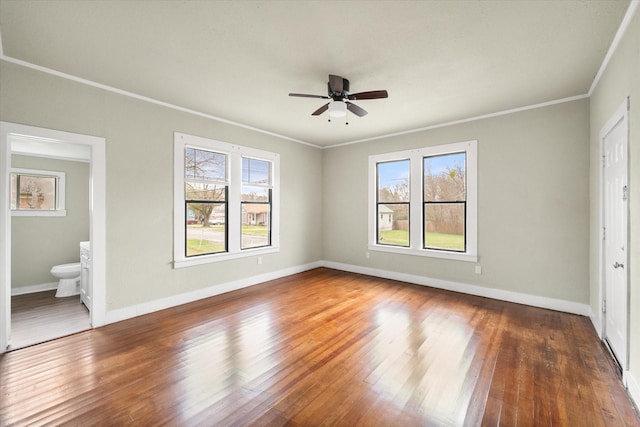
xmin=322 ymin=261 xmax=591 ymax=316
xmin=11 ymin=282 xmax=58 ymax=296
xmin=106 ymin=261 xmax=323 ymax=324
xmin=105 ymin=259 xmax=592 ymax=326
xmin=588 ymin=306 xmax=603 ymax=338
xmin=625 ymin=370 xmax=640 ymax=410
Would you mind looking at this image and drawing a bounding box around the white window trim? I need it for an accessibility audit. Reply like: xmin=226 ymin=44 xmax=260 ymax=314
xmin=10 ymin=167 xmax=66 ymax=217
xmin=368 ymin=140 xmax=478 ymax=262
xmin=173 ymin=132 xmax=280 ymax=268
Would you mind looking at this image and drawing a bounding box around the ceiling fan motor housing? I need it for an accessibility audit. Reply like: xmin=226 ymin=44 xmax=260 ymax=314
xmin=328 ymin=78 xmax=349 ymax=99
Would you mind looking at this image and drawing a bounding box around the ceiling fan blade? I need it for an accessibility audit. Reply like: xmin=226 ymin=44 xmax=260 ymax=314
xmin=347 ymin=90 xmax=389 ymax=100
xmin=329 ymin=75 xmax=343 ymax=94
xmin=346 ymin=102 xmax=368 ymax=117
xmin=312 ymin=102 xmax=330 ymax=116
xmin=289 ymin=93 xmax=330 ymax=99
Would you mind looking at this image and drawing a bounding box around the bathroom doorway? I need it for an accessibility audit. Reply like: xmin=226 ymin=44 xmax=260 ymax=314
xmin=0 ymin=122 xmax=106 ymax=353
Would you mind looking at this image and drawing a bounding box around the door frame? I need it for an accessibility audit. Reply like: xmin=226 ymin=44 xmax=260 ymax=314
xmin=0 ymin=122 xmax=106 ymax=353
xmin=598 ymin=98 xmax=630 ymax=370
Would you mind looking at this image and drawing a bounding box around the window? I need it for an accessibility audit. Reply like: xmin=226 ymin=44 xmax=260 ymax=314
xmin=174 ymin=132 xmax=279 ymax=267
xmin=184 ymin=147 xmax=228 ymax=256
xmin=376 ymin=160 xmax=410 ymax=247
xmin=423 ymin=152 xmax=466 ymax=252
xmin=368 ymin=140 xmax=477 ymax=262
xmin=10 ymin=168 xmax=66 ymax=216
xmin=241 ymin=157 xmax=272 ymax=249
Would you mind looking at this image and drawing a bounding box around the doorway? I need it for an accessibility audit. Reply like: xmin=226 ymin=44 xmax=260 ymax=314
xmin=0 ymin=122 xmax=106 ymax=353
xmin=599 ymin=98 xmax=629 ymax=371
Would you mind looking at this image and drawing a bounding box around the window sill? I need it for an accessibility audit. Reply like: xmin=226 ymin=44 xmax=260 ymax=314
xmin=368 ymin=244 xmax=478 ymax=263
xmin=173 ymin=246 xmax=279 ymax=268
xmin=11 ymin=209 xmax=67 ymax=217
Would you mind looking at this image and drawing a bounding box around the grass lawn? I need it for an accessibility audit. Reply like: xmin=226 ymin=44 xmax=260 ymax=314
xmin=378 ymin=229 xmax=409 ymax=246
xmin=425 ymin=232 xmax=464 ymax=250
xmin=186 ymin=239 xmax=225 ymax=256
xmin=242 ymin=225 xmax=268 ymax=236
xmin=379 ymin=229 xmax=464 ymax=250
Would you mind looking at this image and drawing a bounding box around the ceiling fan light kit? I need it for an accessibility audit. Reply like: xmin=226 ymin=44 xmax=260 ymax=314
xmin=328 ymin=101 xmax=347 ymax=118
xmin=289 ymin=74 xmax=388 ymax=124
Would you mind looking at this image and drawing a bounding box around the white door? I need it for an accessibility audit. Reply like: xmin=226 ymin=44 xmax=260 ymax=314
xmin=602 ymin=100 xmax=629 ymax=369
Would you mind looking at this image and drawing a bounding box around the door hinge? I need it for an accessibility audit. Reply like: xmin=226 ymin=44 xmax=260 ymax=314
xmin=603 ymin=227 xmax=606 ymax=241
xmin=602 ymin=154 xmax=606 ymax=168
xmin=602 ymin=299 xmax=606 ymax=313
xmin=623 ymin=185 xmax=628 ymax=201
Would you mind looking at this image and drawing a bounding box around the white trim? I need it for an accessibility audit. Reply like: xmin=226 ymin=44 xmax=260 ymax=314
xmin=0 ymin=56 xmax=319 ymax=149
xmin=11 ymin=282 xmax=58 ymax=296
xmin=588 ymin=1 xmax=640 ymax=96
xmin=0 ymin=55 xmax=590 ymax=151
xmin=106 ymin=261 xmax=323 ymax=324
xmin=0 ymin=122 xmax=107 ymax=354
xmin=173 ymin=132 xmax=280 ymax=267
xmin=327 ymin=95 xmax=589 ymax=149
xmin=625 ymin=370 xmax=640 ymax=409
xmin=101 ymin=259 xmax=591 ymax=330
xmin=323 ymin=261 xmax=591 ymax=316
xmin=368 ymin=140 xmax=478 ymax=262
xmin=0 ymin=130 xmax=11 ymax=350
xmin=589 ymin=306 xmax=603 ymax=339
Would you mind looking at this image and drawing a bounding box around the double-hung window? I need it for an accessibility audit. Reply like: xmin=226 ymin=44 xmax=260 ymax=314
xmin=241 ymin=157 xmax=272 ymax=249
xmin=184 ymin=147 xmax=228 ymax=256
xmin=369 ymin=140 xmax=477 ymax=262
xmin=174 ymin=132 xmax=279 ymax=267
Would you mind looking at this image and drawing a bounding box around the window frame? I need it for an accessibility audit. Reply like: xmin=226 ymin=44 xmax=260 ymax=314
xmin=368 ymin=140 xmax=478 ymax=262
xmin=174 ymin=132 xmax=280 ymax=268
xmin=241 ymin=156 xmax=273 ymax=250
xmin=10 ymin=168 xmax=66 ymax=217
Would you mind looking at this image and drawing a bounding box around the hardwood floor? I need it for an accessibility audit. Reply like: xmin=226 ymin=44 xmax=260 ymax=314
xmin=10 ymin=290 xmax=91 ymax=350
xmin=1 ymin=268 xmax=637 ymax=426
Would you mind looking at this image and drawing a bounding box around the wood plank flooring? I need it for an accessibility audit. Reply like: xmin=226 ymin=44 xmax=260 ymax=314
xmin=10 ymin=290 xmax=91 ymax=350
xmin=1 ymin=268 xmax=637 ymax=426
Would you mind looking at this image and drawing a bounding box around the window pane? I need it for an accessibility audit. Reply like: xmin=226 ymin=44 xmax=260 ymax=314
xmin=186 ymin=202 xmax=226 ymax=256
xmin=377 ymin=203 xmax=409 ymax=247
xmin=185 ymin=182 xmax=226 ymax=201
xmin=185 ymin=148 xmax=226 ymax=181
xmin=377 ymin=160 xmax=410 ymax=203
xmin=424 ymin=203 xmax=465 ymax=251
xmin=241 ymin=203 xmax=270 ymax=249
xmin=14 ymin=174 xmax=57 ymax=210
xmin=242 ymin=158 xmax=271 ymax=185
xmin=424 ymin=153 xmax=466 ymax=202
xmin=242 ymin=186 xmax=269 ymax=202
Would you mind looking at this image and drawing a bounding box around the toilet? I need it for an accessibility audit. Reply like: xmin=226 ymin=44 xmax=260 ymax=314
xmin=50 ymin=262 xmax=81 ymax=297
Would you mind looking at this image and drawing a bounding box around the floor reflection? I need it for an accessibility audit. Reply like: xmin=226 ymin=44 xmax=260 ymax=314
xmin=370 ymin=304 xmax=479 ymax=425
xmin=177 ymin=303 xmax=278 ymax=418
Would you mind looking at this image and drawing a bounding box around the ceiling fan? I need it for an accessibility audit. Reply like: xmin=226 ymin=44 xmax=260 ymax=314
xmin=289 ymin=74 xmax=388 ymax=122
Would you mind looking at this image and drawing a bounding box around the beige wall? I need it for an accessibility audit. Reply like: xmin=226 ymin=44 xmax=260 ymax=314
xmin=589 ymin=10 xmax=640 ymax=379
xmin=323 ymin=99 xmax=590 ymax=303
xmin=0 ymin=60 xmax=324 ymax=311
xmin=10 ymin=155 xmax=90 ymax=288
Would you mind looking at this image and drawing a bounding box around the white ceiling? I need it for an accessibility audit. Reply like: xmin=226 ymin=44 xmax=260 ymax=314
xmin=0 ymin=0 xmax=632 ymax=147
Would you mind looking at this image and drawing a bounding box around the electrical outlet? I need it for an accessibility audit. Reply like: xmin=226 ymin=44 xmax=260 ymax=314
xmin=257 ymin=257 xmax=262 ymax=265
xmin=475 ymin=265 xmax=482 ymax=274
xmin=365 ymin=252 xmax=370 ymax=259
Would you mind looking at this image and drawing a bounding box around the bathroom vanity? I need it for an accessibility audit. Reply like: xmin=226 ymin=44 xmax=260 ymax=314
xmin=80 ymin=241 xmax=91 ymax=311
